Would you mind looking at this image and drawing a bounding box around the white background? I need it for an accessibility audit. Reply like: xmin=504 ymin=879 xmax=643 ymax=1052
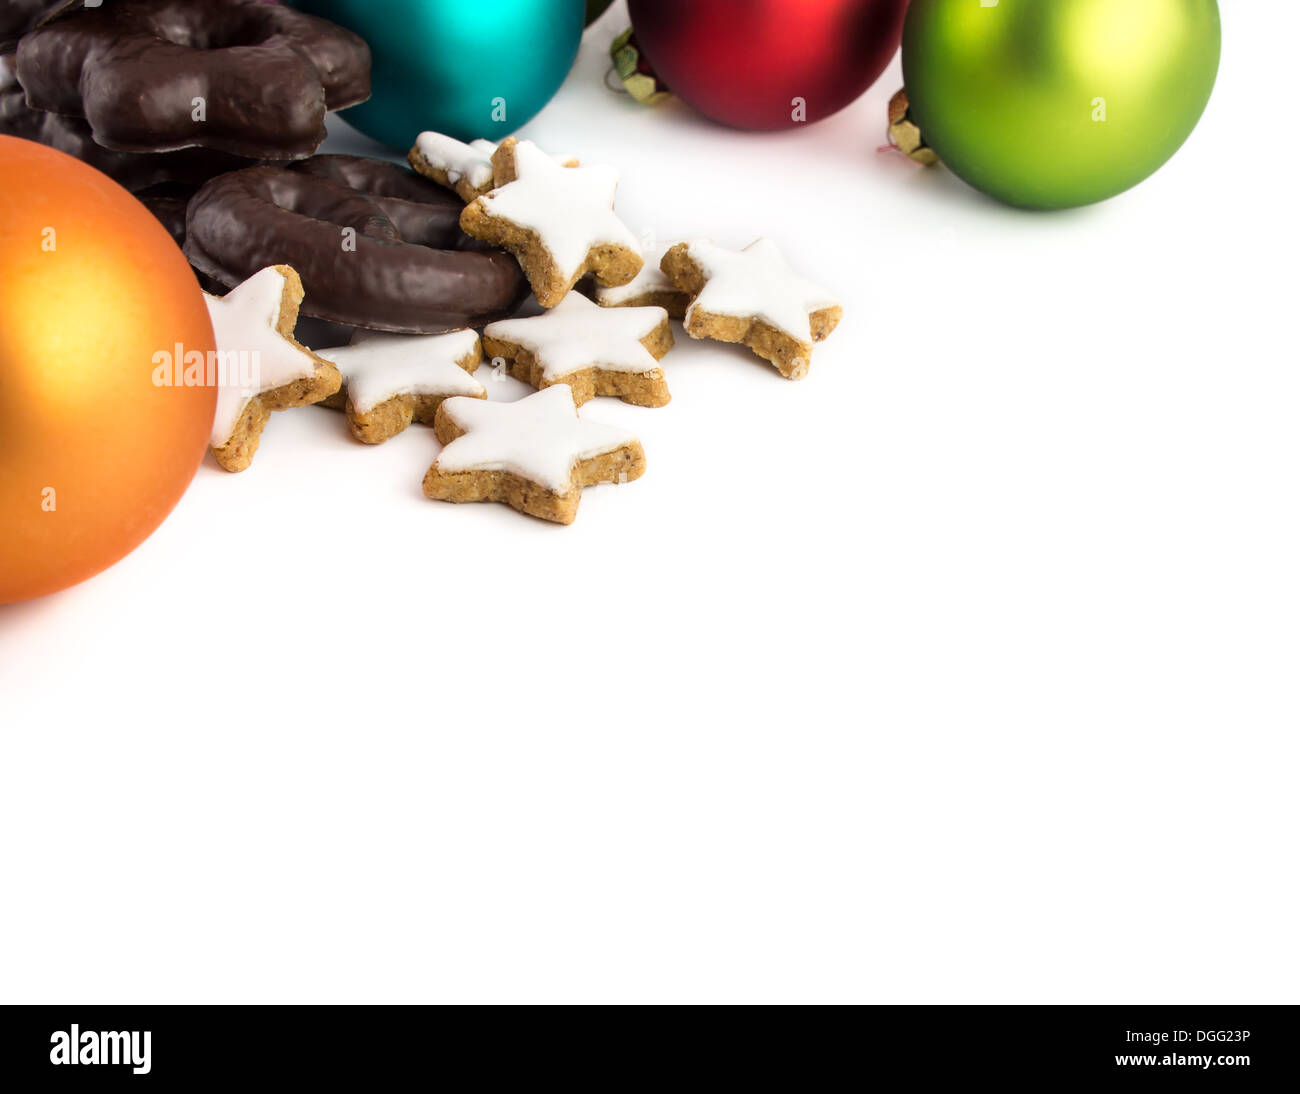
xmin=2 ymin=2 xmax=1296 ymax=1004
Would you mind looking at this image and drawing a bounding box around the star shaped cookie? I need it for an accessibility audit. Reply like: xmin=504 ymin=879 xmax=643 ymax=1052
xmin=459 ymin=138 xmax=642 ymax=308
xmin=316 ymin=329 xmax=486 ymax=444
xmin=661 ymin=238 xmax=843 ymax=380
xmin=482 ymin=293 xmax=673 ymax=408
xmin=408 ymin=131 xmax=577 ymax=204
xmin=206 ymin=265 xmax=340 ymax=472
xmin=422 ymin=385 xmax=646 ymax=525
xmin=595 ymin=243 xmax=690 ymax=318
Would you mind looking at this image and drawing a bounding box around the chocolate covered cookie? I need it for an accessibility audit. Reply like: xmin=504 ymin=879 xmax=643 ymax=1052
xmin=14 ymin=0 xmax=370 ymax=158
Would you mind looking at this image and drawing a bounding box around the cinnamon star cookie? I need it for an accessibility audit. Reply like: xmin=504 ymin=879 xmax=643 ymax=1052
xmin=661 ymin=238 xmax=842 ymax=380
xmin=482 ymin=293 xmax=672 ymax=408
xmin=206 ymin=266 xmax=340 ymax=472
xmin=459 ymin=138 xmax=642 ymax=308
xmin=422 ymin=386 xmax=645 ymax=525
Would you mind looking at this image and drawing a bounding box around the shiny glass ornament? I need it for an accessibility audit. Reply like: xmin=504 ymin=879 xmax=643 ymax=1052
xmin=902 ymin=0 xmax=1222 ymax=209
xmin=294 ymin=0 xmax=586 ymax=148
xmin=0 ymin=138 xmax=216 ymax=603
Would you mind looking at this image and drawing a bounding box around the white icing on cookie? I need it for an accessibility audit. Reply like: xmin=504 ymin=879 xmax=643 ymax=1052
xmin=204 ymin=267 xmax=319 ymax=447
xmin=476 ymin=141 xmax=641 ymax=286
xmin=596 ymin=244 xmax=682 ymax=307
xmin=315 ymin=329 xmax=484 ymax=415
xmin=413 ymin=132 xmax=497 ymax=191
xmin=678 ymin=238 xmax=840 ymax=343
xmin=434 ymin=385 xmax=639 ymax=496
xmin=412 ymin=132 xmax=578 ymax=193
xmin=484 ymin=293 xmax=667 ymax=382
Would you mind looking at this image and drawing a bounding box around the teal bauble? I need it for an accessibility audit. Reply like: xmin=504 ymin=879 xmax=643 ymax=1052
xmin=293 ymin=0 xmax=585 ymax=149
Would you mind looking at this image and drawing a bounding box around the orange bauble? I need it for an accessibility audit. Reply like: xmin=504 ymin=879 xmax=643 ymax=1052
xmin=0 ymin=136 xmax=217 ymax=604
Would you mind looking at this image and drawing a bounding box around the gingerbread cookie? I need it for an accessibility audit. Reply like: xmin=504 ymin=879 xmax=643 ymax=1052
xmin=459 ymin=138 xmax=642 ymax=308
xmin=595 ymin=243 xmax=691 ymax=318
xmin=185 ymin=158 xmax=527 ymax=334
xmin=316 ymin=329 xmax=486 ymax=445
xmin=661 ymin=238 xmax=843 ymax=380
xmin=483 ymin=293 xmax=672 ymax=408
xmin=206 ymin=266 xmax=341 ymax=472
xmin=408 ymin=132 xmax=577 ymax=204
xmin=14 ymin=0 xmax=370 ymax=158
xmin=0 ymin=54 xmax=253 ymax=195
xmin=0 ymin=0 xmax=76 ymax=51
xmin=423 ymin=386 xmax=645 ymax=525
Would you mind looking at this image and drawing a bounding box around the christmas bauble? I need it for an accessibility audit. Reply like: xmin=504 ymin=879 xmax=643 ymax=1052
xmin=586 ymin=0 xmax=613 ymax=25
xmin=293 ymin=0 xmax=585 ymax=149
xmin=902 ymin=0 xmax=1222 ymax=209
xmin=626 ymin=0 xmax=909 ymax=130
xmin=0 ymin=137 xmax=216 ymax=604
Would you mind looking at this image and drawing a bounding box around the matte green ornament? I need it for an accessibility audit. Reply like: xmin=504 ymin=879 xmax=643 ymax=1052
xmin=901 ymin=0 xmax=1222 ymax=209
xmin=293 ymin=0 xmax=586 ymax=150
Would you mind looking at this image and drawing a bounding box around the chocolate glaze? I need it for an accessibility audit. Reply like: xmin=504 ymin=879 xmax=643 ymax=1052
xmin=0 ymin=0 xmax=78 ymax=52
xmin=14 ymin=0 xmax=370 ymax=158
xmin=0 ymin=53 xmax=255 ymax=191
xmin=185 ymin=157 xmax=529 ymax=334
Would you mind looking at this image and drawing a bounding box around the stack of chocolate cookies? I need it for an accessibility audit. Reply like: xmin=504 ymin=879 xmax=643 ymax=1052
xmin=0 ymin=0 xmax=535 ymax=342
xmin=1 ymin=1 xmax=372 ymax=240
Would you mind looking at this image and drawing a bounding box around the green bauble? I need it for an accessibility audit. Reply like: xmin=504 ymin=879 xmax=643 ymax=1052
xmin=586 ymin=0 xmax=613 ymax=24
xmin=902 ymin=0 xmax=1221 ymax=209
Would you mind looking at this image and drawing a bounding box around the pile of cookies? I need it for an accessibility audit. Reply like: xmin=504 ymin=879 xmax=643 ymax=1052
xmin=202 ymin=131 xmax=843 ymax=523
xmin=1 ymin=1 xmax=844 ymax=525
xmin=1 ymin=0 xmax=372 ymax=236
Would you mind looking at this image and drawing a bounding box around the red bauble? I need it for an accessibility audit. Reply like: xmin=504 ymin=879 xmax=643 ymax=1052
xmin=627 ymin=0 xmax=909 ymax=130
